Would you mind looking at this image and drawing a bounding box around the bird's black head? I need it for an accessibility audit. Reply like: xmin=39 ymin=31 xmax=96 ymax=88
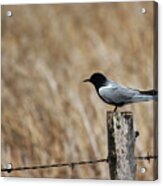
xmin=83 ymin=72 xmax=108 ymax=89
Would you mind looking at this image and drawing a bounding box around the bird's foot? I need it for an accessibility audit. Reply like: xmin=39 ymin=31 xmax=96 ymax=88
xmin=113 ymin=106 xmax=118 ymax=112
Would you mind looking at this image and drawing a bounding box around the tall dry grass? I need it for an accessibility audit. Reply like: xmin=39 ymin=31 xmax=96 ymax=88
xmin=1 ymin=2 xmax=157 ymax=180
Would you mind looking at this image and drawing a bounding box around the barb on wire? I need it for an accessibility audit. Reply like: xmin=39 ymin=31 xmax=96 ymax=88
xmin=1 ymin=153 xmax=158 ymax=173
xmin=135 ymin=152 xmax=158 ymax=163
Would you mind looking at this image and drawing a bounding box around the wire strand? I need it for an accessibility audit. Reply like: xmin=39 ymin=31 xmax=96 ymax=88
xmin=1 ymin=158 xmax=107 ymax=173
xmin=1 ymin=155 xmax=158 ymax=173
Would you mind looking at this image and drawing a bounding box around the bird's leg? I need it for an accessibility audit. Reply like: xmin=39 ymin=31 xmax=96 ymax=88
xmin=113 ymin=106 xmax=118 ymax=112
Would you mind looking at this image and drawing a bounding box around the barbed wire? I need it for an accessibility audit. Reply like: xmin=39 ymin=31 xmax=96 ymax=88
xmin=135 ymin=152 xmax=158 ymax=163
xmin=1 ymin=154 xmax=158 ymax=173
xmin=1 ymin=158 xmax=107 ymax=173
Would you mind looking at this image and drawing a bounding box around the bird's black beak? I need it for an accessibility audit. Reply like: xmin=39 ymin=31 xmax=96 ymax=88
xmin=83 ymin=78 xmax=90 ymax=83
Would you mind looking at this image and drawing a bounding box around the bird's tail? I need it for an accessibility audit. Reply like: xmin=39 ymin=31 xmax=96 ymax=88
xmin=139 ymin=89 xmax=158 ymax=96
xmin=139 ymin=89 xmax=158 ymax=101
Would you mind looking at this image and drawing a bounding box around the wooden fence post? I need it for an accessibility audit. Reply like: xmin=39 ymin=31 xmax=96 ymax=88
xmin=107 ymin=111 xmax=136 ymax=180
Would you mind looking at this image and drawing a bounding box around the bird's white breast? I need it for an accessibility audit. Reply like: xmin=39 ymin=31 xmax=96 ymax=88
xmin=99 ymin=83 xmax=113 ymax=92
xmin=98 ymin=83 xmax=113 ymax=97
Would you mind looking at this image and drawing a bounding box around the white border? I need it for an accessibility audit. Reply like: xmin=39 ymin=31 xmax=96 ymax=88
xmin=0 ymin=0 xmax=158 ymax=5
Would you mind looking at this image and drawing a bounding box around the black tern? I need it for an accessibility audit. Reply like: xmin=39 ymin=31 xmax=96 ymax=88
xmin=83 ymin=72 xmax=158 ymax=112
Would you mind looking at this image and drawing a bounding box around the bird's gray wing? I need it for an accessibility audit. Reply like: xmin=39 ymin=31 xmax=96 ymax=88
xmin=99 ymin=83 xmax=137 ymax=105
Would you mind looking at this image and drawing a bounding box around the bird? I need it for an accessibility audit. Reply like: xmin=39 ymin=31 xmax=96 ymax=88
xmin=83 ymin=72 xmax=158 ymax=112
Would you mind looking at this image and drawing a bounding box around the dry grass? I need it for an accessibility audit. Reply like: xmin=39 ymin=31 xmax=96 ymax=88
xmin=1 ymin=2 xmax=157 ymax=180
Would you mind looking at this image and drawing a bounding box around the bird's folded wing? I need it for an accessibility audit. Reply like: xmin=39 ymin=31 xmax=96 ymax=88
xmin=99 ymin=85 xmax=137 ymax=104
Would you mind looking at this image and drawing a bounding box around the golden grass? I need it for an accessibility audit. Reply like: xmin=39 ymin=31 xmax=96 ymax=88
xmin=2 ymin=2 xmax=157 ymax=180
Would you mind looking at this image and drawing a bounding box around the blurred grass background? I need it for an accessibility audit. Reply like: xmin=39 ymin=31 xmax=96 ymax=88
xmin=1 ymin=2 xmax=157 ymax=180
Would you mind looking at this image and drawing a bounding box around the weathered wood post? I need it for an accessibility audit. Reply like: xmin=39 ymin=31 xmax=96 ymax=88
xmin=107 ymin=111 xmax=136 ymax=180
